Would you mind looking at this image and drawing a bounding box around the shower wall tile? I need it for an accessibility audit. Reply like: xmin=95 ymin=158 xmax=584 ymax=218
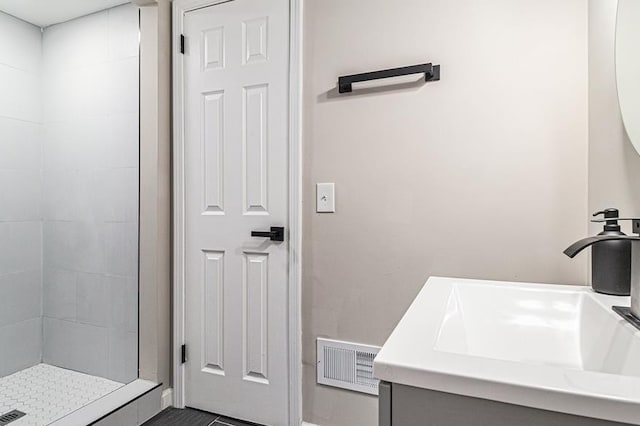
xmin=43 ymin=118 xmax=110 ymax=171
xmin=43 ymin=170 xmax=89 ymax=222
xmin=43 ymin=318 xmax=109 ymax=378
xmin=42 ymin=10 xmax=108 ymax=70
xmin=44 ymin=221 xmax=104 ymax=274
xmin=108 ymin=329 xmax=138 ymax=384
xmin=77 ymin=272 xmax=110 ymax=327
xmin=102 ymin=114 xmax=139 ymax=169
xmin=0 ymin=12 xmax=41 ymax=73
xmin=42 ymin=68 xmax=76 ymax=122
xmin=0 ymin=11 xmax=43 ymax=377
xmin=109 ymin=57 xmax=140 ymax=115
xmin=42 ymin=168 xmax=141 ymax=224
xmin=43 ymin=222 xmax=140 ymax=277
xmin=0 ymin=222 xmax=42 ymax=276
xmin=0 ymin=169 xmax=42 ymax=222
xmin=0 ymin=65 xmax=41 ymax=123
xmin=0 ymin=270 xmax=41 ymax=328
xmin=76 ymin=64 xmax=111 ymax=118
xmin=43 ymin=66 xmax=111 ymax=122
xmin=108 ymin=4 xmax=140 ymax=61
xmin=0 ymin=118 xmax=41 ymax=170
xmin=96 ymin=169 xmax=139 ymax=224
xmin=0 ymin=318 xmax=42 ymax=377
xmin=43 ymin=268 xmax=77 ymax=321
xmin=41 ymin=3 xmax=140 ymax=384
xmin=42 ymin=170 xmax=113 ymax=223
xmin=108 ymin=275 xmax=138 ymax=333
xmin=103 ymin=222 xmax=139 ymax=278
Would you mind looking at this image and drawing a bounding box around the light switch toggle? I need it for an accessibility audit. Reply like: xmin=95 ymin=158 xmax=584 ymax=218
xmin=316 ymin=183 xmax=335 ymax=213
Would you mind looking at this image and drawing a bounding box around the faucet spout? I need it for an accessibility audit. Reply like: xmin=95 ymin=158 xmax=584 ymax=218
xmin=564 ymin=218 xmax=640 ymax=325
xmin=563 ymin=235 xmax=640 ymax=258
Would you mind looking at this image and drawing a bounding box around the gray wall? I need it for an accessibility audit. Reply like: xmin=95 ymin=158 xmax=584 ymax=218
xmin=41 ymin=4 xmax=140 ymax=384
xmin=588 ymin=0 xmax=640 ymax=232
xmin=0 ymin=11 xmax=43 ymax=377
xmin=301 ymin=0 xmax=589 ymax=425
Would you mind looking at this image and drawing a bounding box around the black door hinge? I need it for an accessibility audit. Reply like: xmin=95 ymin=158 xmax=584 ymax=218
xmin=181 ymin=344 xmax=187 ymax=364
xmin=180 ymin=34 xmax=185 ymax=54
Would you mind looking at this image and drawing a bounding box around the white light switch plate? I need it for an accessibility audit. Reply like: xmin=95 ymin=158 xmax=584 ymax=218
xmin=316 ymin=183 xmax=335 ymax=213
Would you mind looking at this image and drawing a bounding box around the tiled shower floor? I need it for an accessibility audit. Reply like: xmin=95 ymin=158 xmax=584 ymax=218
xmin=0 ymin=364 xmax=123 ymax=426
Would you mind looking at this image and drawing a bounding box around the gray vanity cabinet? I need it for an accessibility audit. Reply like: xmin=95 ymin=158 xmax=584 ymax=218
xmin=379 ymin=381 xmax=634 ymax=426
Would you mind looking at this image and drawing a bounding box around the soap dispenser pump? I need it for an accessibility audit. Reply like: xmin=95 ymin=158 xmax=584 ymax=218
xmin=591 ymin=208 xmax=632 ymax=295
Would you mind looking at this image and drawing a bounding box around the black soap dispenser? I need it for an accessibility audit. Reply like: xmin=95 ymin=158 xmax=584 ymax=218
xmin=591 ymin=208 xmax=632 ymax=295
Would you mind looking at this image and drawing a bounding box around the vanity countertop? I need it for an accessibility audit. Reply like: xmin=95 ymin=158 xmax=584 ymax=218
xmin=374 ymin=277 xmax=640 ymax=425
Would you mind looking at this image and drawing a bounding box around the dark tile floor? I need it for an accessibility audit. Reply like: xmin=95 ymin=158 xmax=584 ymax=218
xmin=143 ymin=407 xmax=264 ymax=426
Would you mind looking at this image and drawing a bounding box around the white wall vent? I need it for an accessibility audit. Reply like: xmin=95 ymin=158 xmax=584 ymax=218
xmin=316 ymin=338 xmax=381 ymax=395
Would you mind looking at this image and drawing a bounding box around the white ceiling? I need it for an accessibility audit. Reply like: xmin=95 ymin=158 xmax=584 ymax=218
xmin=0 ymin=0 xmax=130 ymax=27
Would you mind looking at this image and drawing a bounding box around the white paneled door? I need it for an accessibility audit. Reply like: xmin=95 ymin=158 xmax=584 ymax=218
xmin=183 ymin=0 xmax=290 ymax=425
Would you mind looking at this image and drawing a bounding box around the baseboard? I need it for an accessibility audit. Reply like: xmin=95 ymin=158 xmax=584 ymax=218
xmin=161 ymin=388 xmax=173 ymax=410
xmin=301 ymin=422 xmax=319 ymax=426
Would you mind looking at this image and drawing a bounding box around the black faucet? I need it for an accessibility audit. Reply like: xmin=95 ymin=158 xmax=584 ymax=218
xmin=563 ymin=235 xmax=640 ymax=258
xmin=564 ymin=218 xmax=640 ymax=329
xmin=564 ymin=218 xmax=640 ymax=257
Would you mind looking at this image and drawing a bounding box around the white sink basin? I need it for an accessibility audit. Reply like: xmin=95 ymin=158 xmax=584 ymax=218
xmin=435 ymin=282 xmax=640 ymax=375
xmin=374 ymin=277 xmax=640 ymax=424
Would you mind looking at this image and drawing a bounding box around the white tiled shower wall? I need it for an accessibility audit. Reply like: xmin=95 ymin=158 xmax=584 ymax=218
xmin=0 ymin=11 xmax=43 ymax=378
xmin=0 ymin=4 xmax=139 ymax=384
xmin=41 ymin=4 xmax=140 ymax=384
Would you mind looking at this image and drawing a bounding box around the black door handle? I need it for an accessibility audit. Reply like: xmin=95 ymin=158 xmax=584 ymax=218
xmin=251 ymin=227 xmax=285 ymax=242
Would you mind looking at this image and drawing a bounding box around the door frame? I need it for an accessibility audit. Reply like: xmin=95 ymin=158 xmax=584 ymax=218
xmin=171 ymin=0 xmax=303 ymax=424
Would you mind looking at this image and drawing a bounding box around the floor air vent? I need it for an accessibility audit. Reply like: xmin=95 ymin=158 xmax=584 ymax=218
xmin=317 ymin=338 xmax=381 ymax=395
xmin=0 ymin=410 xmax=26 ymax=425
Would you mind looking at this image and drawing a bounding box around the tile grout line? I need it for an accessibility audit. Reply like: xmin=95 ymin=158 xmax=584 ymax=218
xmin=206 ymin=415 xmax=220 ymax=426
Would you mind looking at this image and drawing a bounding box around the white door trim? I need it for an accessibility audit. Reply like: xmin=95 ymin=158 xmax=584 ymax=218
xmin=171 ymin=0 xmax=303 ymax=425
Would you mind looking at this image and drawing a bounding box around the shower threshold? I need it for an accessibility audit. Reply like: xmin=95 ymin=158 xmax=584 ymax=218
xmin=0 ymin=364 xmax=122 ymax=426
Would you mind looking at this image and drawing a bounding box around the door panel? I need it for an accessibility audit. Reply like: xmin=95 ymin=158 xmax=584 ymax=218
xmin=203 ymin=250 xmax=224 ymax=373
xmin=244 ymin=84 xmax=269 ymax=214
xmin=183 ymin=0 xmax=290 ymax=424
xmin=244 ymin=251 xmax=269 ymax=381
xmin=203 ymin=90 xmax=224 ymax=214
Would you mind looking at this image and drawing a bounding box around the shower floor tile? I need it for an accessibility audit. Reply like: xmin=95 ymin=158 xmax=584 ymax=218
xmin=0 ymin=364 xmax=123 ymax=426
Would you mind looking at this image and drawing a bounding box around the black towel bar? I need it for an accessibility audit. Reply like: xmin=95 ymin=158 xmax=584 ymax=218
xmin=338 ymin=63 xmax=440 ymax=93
